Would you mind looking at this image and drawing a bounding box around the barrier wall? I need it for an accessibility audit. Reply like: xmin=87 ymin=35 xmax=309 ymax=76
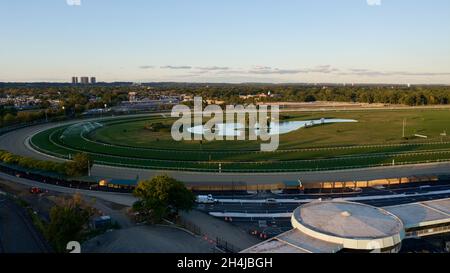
xmin=186 ymin=175 xmax=440 ymax=192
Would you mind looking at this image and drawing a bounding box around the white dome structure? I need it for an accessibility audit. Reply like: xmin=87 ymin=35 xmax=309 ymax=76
xmin=291 ymin=201 xmax=405 ymax=252
xmin=243 ymin=198 xmax=450 ymax=254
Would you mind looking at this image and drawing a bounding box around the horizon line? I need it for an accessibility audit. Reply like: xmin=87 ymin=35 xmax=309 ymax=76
xmin=1 ymin=81 xmax=449 ymax=87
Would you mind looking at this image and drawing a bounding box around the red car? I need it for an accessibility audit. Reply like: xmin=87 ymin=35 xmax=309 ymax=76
xmin=29 ymin=187 xmax=44 ymax=194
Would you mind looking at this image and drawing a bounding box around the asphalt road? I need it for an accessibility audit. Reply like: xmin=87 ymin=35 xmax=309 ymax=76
xmin=82 ymin=225 xmax=214 ymax=253
xmin=199 ymin=184 xmax=450 ymax=215
xmin=0 ymin=172 xmax=137 ymax=206
xmin=0 ymin=196 xmax=50 ymax=253
xmin=200 ymin=195 xmax=450 ymax=215
xmin=2 ymin=115 xmax=450 ymax=184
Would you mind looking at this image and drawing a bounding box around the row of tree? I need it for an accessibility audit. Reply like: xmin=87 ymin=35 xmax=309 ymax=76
xmin=201 ymin=85 xmax=450 ymax=106
xmin=0 ymin=103 xmax=69 ymax=128
xmin=0 ymin=86 xmax=131 ymax=128
xmin=3 ymin=84 xmax=449 ymax=128
xmin=0 ymin=150 xmax=92 ymax=177
xmin=262 ymin=86 xmax=450 ymax=106
xmin=3 ymin=84 xmax=450 ymax=108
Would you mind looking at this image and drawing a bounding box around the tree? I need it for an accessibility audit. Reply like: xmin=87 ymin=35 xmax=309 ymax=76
xmin=0 ymin=106 xmax=4 ymax=127
xmin=304 ymin=94 xmax=316 ymax=102
xmin=65 ymin=153 xmax=92 ymax=177
xmin=45 ymin=193 xmax=94 ymax=252
xmin=0 ymin=149 xmax=67 ymax=174
xmin=133 ymin=175 xmax=195 ymax=223
xmin=2 ymin=113 xmax=16 ymax=126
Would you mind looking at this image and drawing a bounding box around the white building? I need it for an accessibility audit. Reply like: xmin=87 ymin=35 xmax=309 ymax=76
xmin=242 ymin=199 xmax=450 ymax=253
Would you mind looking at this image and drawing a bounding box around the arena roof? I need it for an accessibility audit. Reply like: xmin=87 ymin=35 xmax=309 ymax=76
xmin=384 ymin=199 xmax=450 ymax=228
xmin=242 ymin=198 xmax=450 ymax=253
xmin=293 ymin=201 xmax=404 ymax=240
xmin=290 ymin=201 xmax=404 ymax=251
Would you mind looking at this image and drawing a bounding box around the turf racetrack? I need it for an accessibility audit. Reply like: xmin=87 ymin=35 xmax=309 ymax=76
xmin=30 ymin=109 xmax=450 ymax=172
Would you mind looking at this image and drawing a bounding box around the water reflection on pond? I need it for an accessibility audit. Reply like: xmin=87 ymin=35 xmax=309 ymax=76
xmin=187 ymin=118 xmax=358 ymax=137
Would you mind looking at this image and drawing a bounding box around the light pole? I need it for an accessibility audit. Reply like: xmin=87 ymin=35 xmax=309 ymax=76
xmin=402 ymin=118 xmax=406 ymax=138
xmin=102 ymin=103 xmax=107 ymax=118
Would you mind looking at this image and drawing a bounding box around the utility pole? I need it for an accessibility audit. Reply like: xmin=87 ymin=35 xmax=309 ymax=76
xmin=402 ymin=118 xmax=406 ymax=138
xmin=88 ymin=160 xmax=91 ymax=177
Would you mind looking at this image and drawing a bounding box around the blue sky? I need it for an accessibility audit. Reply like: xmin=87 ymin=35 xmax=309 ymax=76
xmin=1 ymin=0 xmax=450 ymax=84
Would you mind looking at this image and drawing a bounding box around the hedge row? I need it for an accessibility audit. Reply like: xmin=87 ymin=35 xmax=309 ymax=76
xmin=0 ymin=149 xmax=66 ymax=175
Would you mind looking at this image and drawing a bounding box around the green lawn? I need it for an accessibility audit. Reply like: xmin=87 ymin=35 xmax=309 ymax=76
xmin=30 ymin=109 xmax=450 ymax=172
xmin=91 ymin=109 xmax=450 ymax=150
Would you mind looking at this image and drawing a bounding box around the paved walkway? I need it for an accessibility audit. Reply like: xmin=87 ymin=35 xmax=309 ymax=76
xmin=82 ymin=225 xmax=213 ymax=253
xmin=0 ymin=172 xmax=137 ymax=206
xmin=0 ymin=197 xmax=50 ymax=253
xmin=86 ymin=197 xmax=133 ymax=228
xmin=180 ymin=210 xmax=260 ymax=251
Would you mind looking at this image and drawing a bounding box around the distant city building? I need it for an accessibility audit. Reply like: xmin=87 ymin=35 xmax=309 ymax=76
xmin=80 ymin=77 xmax=90 ymax=84
xmin=0 ymin=95 xmax=42 ymax=110
xmin=114 ymin=97 xmax=180 ymax=112
xmin=72 ymin=76 xmax=97 ymax=84
xmin=128 ymin=92 xmax=137 ymax=102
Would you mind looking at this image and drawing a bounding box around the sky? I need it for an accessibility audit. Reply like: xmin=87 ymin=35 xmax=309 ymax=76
xmin=1 ymin=0 xmax=450 ymax=84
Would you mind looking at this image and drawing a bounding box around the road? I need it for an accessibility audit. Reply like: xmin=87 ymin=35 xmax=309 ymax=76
xmin=0 ymin=172 xmax=137 ymax=206
xmin=82 ymin=225 xmax=214 ymax=253
xmin=0 ymin=196 xmax=50 ymax=253
xmin=2 ymin=117 xmax=450 ymax=184
xmin=179 ymin=209 xmax=260 ymax=251
xmin=202 ymin=193 xmax=450 ymax=215
xmin=199 ymin=183 xmax=450 ymax=215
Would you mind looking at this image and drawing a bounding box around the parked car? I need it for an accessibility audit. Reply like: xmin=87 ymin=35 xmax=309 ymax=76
xmin=196 ymin=194 xmax=219 ymax=204
xmin=29 ymin=187 xmax=44 ymax=194
xmin=265 ymin=198 xmax=278 ymax=205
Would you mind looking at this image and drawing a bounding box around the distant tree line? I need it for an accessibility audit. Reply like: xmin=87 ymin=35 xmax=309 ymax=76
xmin=179 ymin=85 xmax=450 ymax=106
xmin=2 ymin=84 xmax=450 ymax=128
xmin=0 ymin=105 xmax=65 ymax=128
xmin=0 ymin=86 xmax=131 ymax=127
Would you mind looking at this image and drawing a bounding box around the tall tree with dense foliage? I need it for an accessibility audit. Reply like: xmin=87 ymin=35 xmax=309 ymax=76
xmin=133 ymin=175 xmax=195 ymax=223
xmin=45 ymin=193 xmax=94 ymax=252
xmin=65 ymin=153 xmax=93 ymax=177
